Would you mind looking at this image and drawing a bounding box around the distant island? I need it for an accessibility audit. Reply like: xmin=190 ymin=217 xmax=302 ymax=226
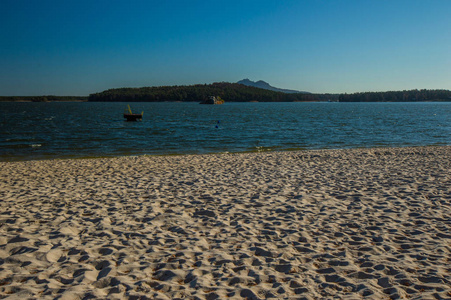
xmin=88 ymin=82 xmax=336 ymax=102
xmin=88 ymin=82 xmax=451 ymax=102
xmin=1 ymin=81 xmax=451 ymax=102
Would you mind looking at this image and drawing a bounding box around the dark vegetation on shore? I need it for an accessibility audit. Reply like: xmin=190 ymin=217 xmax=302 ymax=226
xmin=0 ymin=96 xmax=88 ymax=102
xmin=88 ymin=82 xmax=336 ymax=102
xmin=2 ymin=83 xmax=451 ymax=102
xmin=338 ymin=89 xmax=451 ymax=102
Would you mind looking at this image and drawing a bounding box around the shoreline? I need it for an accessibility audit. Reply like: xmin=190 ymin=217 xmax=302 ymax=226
xmin=1 ymin=144 xmax=450 ymax=163
xmin=0 ymin=146 xmax=450 ymax=299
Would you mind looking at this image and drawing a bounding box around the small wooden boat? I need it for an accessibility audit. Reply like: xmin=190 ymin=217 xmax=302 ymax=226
xmin=124 ymin=105 xmax=143 ymax=121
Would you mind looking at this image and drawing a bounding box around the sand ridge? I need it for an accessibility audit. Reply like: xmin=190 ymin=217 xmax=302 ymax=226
xmin=0 ymin=147 xmax=450 ymax=299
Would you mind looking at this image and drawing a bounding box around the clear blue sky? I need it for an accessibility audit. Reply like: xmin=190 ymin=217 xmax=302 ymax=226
xmin=1 ymin=0 xmax=450 ymax=96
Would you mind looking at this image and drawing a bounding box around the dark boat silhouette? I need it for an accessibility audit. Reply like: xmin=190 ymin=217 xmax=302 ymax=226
xmin=124 ymin=105 xmax=143 ymax=121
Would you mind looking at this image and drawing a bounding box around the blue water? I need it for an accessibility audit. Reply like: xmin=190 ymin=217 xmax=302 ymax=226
xmin=0 ymin=102 xmax=450 ymax=161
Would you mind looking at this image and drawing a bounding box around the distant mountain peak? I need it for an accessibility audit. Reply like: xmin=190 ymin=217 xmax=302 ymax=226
xmin=237 ymin=79 xmax=308 ymax=94
xmin=238 ymin=78 xmax=253 ymax=85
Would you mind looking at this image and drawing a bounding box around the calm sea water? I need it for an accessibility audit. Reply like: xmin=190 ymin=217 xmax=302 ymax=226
xmin=0 ymin=102 xmax=450 ymax=161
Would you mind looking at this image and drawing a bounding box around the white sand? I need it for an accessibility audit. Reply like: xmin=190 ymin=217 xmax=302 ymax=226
xmin=0 ymin=146 xmax=450 ymax=299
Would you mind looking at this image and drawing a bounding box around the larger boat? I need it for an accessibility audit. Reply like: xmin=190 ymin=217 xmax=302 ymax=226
xmin=200 ymin=96 xmax=225 ymax=105
xmin=124 ymin=105 xmax=143 ymax=121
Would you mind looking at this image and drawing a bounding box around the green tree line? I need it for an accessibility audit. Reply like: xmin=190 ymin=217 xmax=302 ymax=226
xmin=338 ymin=89 xmax=451 ymax=102
xmin=88 ymin=82 xmax=337 ymax=102
xmin=0 ymin=96 xmax=88 ymax=102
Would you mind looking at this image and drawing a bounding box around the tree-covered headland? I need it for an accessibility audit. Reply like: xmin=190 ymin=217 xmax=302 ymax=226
xmin=88 ymin=82 xmax=336 ymax=102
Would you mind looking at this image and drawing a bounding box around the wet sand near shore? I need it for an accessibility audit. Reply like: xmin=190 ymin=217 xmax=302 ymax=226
xmin=0 ymin=147 xmax=450 ymax=299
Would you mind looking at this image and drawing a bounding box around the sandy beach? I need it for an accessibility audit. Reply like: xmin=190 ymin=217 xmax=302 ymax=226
xmin=0 ymin=146 xmax=450 ymax=299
